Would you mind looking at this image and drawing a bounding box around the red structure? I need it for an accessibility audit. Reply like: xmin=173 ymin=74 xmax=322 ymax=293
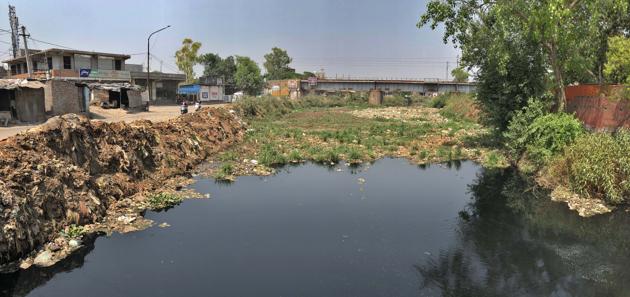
xmin=565 ymin=85 xmax=630 ymax=131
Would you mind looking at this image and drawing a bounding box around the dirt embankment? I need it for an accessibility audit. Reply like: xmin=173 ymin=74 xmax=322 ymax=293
xmin=0 ymin=108 xmax=245 ymax=266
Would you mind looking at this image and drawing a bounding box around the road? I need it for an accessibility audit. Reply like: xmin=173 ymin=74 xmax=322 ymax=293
xmin=0 ymin=104 xmax=229 ymax=140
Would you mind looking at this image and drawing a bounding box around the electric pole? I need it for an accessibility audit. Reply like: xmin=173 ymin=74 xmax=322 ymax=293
xmin=446 ymin=61 xmax=450 ymax=81
xmin=147 ymin=25 xmax=170 ymax=103
xmin=8 ymin=5 xmax=20 ymax=59
xmin=20 ymin=26 xmax=32 ymax=77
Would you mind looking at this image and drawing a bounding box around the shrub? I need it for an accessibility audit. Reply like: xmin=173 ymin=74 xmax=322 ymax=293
xmin=428 ymin=94 xmax=449 ymax=108
xmin=258 ymin=143 xmax=287 ymax=166
xmin=521 ymin=113 xmax=584 ymax=165
xmin=287 ymin=149 xmax=303 ymax=162
xmin=233 ymin=96 xmax=298 ymax=118
xmin=546 ymin=130 xmax=630 ymax=204
xmin=147 ymin=193 xmax=183 ymax=210
xmin=214 ymin=163 xmax=235 ymax=180
xmin=440 ymin=94 xmax=479 ymax=122
xmin=504 ymin=99 xmax=552 ymax=160
xmin=60 ymin=225 xmax=86 ymax=239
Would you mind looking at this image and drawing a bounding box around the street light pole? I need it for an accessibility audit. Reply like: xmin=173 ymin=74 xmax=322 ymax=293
xmin=147 ymin=25 xmax=171 ymax=103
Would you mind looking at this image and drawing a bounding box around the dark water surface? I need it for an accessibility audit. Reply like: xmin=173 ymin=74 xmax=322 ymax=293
xmin=2 ymin=158 xmax=630 ymax=297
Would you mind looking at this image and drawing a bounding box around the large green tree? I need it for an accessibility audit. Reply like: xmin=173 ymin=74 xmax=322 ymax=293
xmin=263 ymin=47 xmax=297 ymax=80
xmin=235 ymin=56 xmax=264 ymax=95
xmin=198 ymin=53 xmax=237 ymax=94
xmin=175 ymin=38 xmax=202 ymax=83
xmin=419 ymin=0 xmax=629 ymax=112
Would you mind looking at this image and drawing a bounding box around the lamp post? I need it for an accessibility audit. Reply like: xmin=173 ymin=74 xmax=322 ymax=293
xmin=147 ymin=25 xmax=171 ymax=103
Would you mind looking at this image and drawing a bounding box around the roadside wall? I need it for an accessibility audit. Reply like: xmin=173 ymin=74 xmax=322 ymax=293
xmin=127 ymin=90 xmax=143 ymax=109
xmin=566 ymin=85 xmax=630 ymax=131
xmin=14 ymin=88 xmax=46 ymax=122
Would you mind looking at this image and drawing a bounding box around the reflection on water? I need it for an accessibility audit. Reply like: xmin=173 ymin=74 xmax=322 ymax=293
xmin=1 ymin=159 xmax=629 ymax=297
xmin=0 ymin=235 xmax=97 ymax=297
xmin=417 ymin=169 xmax=630 ymax=296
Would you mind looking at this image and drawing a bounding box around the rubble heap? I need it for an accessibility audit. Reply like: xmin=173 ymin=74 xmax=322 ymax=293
xmin=0 ymin=108 xmax=245 ymax=265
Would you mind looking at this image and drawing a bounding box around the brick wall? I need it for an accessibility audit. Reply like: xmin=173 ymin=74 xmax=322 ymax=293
xmin=566 ymin=85 xmax=630 ymax=131
xmin=44 ymin=80 xmax=83 ymax=115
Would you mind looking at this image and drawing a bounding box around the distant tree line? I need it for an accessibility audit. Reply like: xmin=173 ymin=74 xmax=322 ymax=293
xmin=175 ymin=41 xmax=314 ymax=96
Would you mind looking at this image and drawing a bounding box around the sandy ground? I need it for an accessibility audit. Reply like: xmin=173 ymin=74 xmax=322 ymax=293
xmin=0 ymin=104 xmax=229 ymax=140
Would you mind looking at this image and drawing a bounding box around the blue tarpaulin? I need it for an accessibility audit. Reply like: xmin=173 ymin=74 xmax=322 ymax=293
xmin=178 ymin=84 xmax=200 ymax=95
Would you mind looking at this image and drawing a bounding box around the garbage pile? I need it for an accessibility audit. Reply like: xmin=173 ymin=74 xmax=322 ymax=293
xmin=0 ymin=108 xmax=245 ymax=266
xmin=348 ymin=107 xmax=448 ymax=123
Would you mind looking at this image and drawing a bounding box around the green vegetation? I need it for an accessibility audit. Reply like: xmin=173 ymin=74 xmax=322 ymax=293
xmin=175 ymin=38 xmax=202 ymax=83
xmin=439 ymin=93 xmax=478 ymax=122
xmin=504 ymin=99 xmax=584 ymax=166
xmin=545 ymin=131 xmax=630 ymax=204
xmin=521 ymin=113 xmax=584 ymax=165
xmin=264 ymin=47 xmax=298 ymax=80
xmin=227 ymin=93 xmax=489 ymax=171
xmin=420 ymin=0 xmax=629 ymax=126
xmin=235 ymin=56 xmax=264 ymax=95
xmin=604 ymin=36 xmax=630 ymax=84
xmin=198 ymin=53 xmax=237 ymax=94
xmin=147 ymin=193 xmax=184 ymax=210
xmin=60 ymin=224 xmax=86 ymax=239
xmin=450 ymin=67 xmax=469 ymax=83
xmin=213 ymin=163 xmax=235 ymax=180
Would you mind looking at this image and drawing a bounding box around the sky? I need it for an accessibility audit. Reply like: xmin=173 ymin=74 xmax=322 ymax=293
xmin=0 ymin=0 xmax=459 ymax=79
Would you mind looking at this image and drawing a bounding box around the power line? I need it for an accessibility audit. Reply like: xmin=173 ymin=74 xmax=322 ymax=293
xmin=26 ymin=36 xmax=75 ymax=50
xmin=149 ymin=53 xmax=180 ymax=73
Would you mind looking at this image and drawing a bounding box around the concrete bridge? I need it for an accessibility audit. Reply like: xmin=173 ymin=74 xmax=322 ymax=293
xmin=300 ymin=78 xmax=476 ymax=95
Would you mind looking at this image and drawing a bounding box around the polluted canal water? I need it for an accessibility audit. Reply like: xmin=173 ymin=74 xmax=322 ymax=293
xmin=2 ymin=158 xmax=630 ymax=297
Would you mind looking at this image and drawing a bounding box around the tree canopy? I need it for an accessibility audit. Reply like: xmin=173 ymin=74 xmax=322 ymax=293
xmin=235 ymin=56 xmax=264 ymax=95
xmin=198 ymin=53 xmax=237 ymax=94
xmin=604 ymin=36 xmax=630 ymax=84
xmin=175 ymin=38 xmax=202 ymax=84
xmin=451 ymin=67 xmax=469 ymax=82
xmin=419 ymin=0 xmax=629 ymax=115
xmin=263 ymin=47 xmax=298 ymax=80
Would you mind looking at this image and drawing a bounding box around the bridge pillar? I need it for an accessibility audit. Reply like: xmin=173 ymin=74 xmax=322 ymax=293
xmin=368 ymin=88 xmax=383 ymax=106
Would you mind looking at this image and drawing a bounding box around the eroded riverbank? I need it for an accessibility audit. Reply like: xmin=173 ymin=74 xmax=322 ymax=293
xmin=0 ymin=108 xmax=245 ymax=270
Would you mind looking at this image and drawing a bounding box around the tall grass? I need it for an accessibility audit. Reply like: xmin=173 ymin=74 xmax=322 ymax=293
xmin=545 ymin=130 xmax=630 ymax=204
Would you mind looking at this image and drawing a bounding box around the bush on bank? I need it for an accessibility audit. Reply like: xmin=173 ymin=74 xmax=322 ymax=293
xmin=503 ymin=99 xmax=583 ymax=167
xmin=544 ymin=131 xmax=630 ymax=204
xmin=233 ymin=94 xmax=370 ymax=118
xmin=438 ymin=93 xmax=479 ymax=122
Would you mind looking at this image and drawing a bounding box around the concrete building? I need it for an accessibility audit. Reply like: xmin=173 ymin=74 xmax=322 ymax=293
xmin=126 ymin=64 xmax=186 ymax=103
xmin=178 ymin=76 xmax=226 ymax=102
xmin=3 ymin=48 xmax=141 ymax=115
xmin=178 ymin=84 xmax=225 ymax=102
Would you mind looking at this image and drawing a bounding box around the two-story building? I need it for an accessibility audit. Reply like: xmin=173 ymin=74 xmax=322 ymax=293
xmin=2 ymin=48 xmax=144 ymax=116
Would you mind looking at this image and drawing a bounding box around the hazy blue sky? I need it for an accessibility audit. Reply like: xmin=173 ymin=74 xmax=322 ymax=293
xmin=1 ymin=0 xmax=459 ymax=79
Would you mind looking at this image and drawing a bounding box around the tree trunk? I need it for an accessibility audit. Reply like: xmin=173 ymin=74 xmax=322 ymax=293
xmin=549 ymin=42 xmax=566 ymax=112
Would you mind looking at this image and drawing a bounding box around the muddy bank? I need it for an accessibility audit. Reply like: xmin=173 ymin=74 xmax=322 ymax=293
xmin=0 ymin=108 xmax=245 ymax=267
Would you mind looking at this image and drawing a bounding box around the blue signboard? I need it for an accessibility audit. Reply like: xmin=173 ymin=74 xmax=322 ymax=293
xmin=79 ymin=69 xmax=91 ymax=77
xmin=178 ymin=84 xmax=201 ymax=95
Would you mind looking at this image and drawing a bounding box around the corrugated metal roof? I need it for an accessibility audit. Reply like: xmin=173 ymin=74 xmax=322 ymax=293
xmin=85 ymin=82 xmax=143 ymax=92
xmin=0 ymin=79 xmax=45 ymax=90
